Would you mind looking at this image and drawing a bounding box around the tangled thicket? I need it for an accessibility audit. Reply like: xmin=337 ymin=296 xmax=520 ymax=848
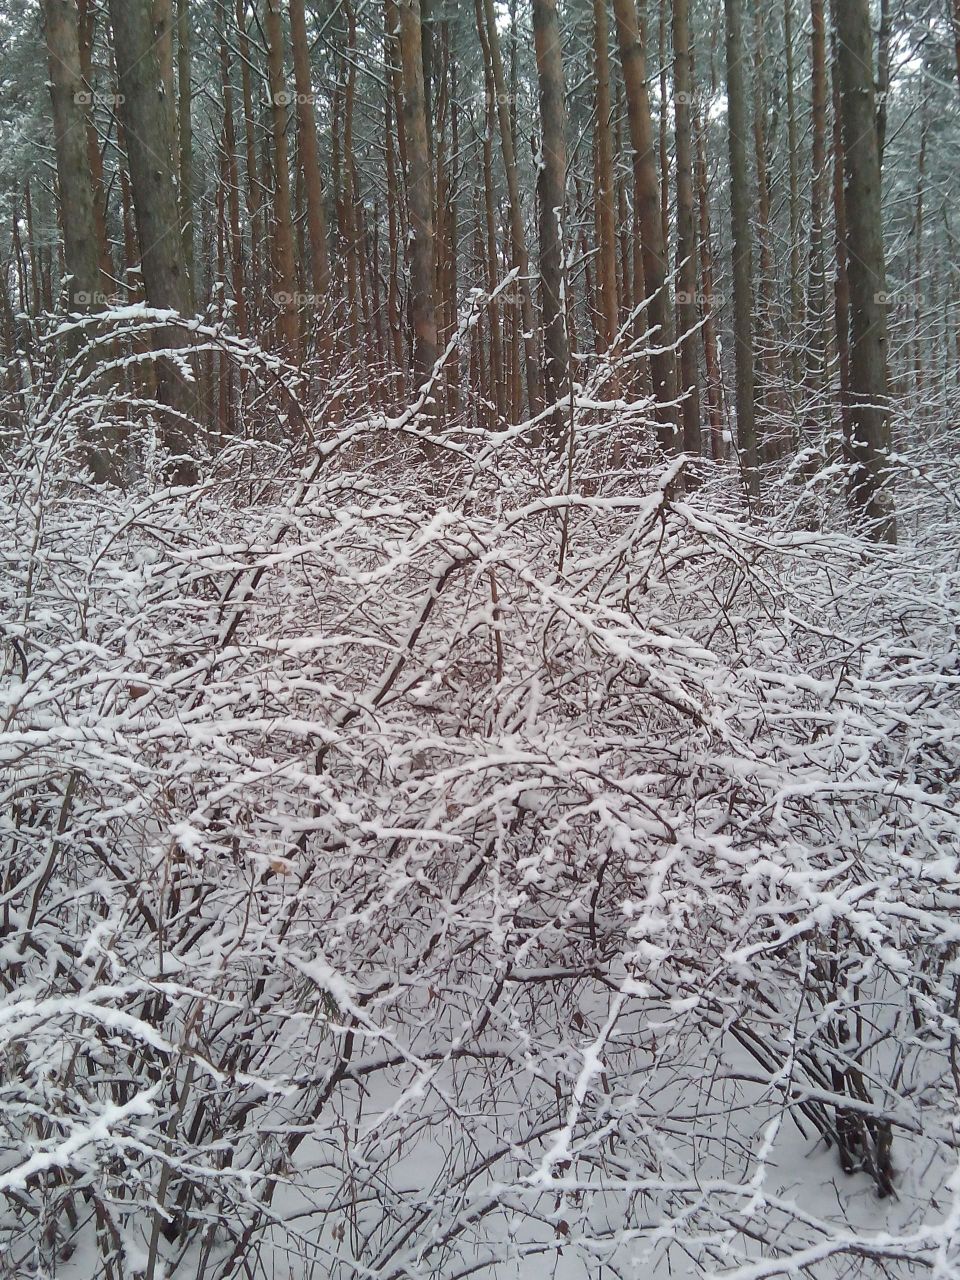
xmin=2 ymin=323 xmax=960 ymax=1279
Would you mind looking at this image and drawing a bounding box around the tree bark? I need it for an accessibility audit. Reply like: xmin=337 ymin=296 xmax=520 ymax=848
xmin=876 ymin=0 xmax=891 ymax=164
xmin=673 ymin=0 xmax=700 ymax=453
xmin=533 ymin=0 xmax=569 ymax=436
xmin=836 ymin=0 xmax=896 ymax=541
xmin=724 ymin=0 xmax=758 ymax=492
xmin=43 ymin=0 xmax=115 ymax=479
xmin=289 ymin=0 xmax=332 ymax=307
xmin=752 ymin=3 xmax=777 ymax=430
xmin=657 ymin=0 xmax=670 ymax=256
xmin=153 ymin=0 xmax=176 ymax=141
xmin=77 ymin=0 xmax=114 ymax=286
xmin=399 ymin=0 xmax=439 ymax=389
xmin=475 ymin=0 xmax=541 ymax=416
xmin=42 ymin=0 xmax=104 ymax=313
xmin=612 ymin=0 xmax=677 ymax=446
xmin=218 ymin=0 xmax=247 ymax=341
xmin=177 ymin=0 xmax=195 ymax=308
xmin=109 ymin=0 xmax=199 ymax=480
xmin=235 ymin=0 xmax=263 ymax=261
xmin=806 ymin=0 xmax=829 ymax=405
xmin=593 ymin=0 xmax=619 ymax=352
xmin=264 ymin=0 xmax=300 ymax=361
xmin=784 ymin=0 xmax=803 ymax=397
xmin=384 ymin=18 xmax=405 ymax=382
xmin=829 ymin=0 xmax=849 ymax=451
xmin=695 ymin=100 xmax=724 ymax=460
xmin=482 ymin=109 xmax=505 ymax=422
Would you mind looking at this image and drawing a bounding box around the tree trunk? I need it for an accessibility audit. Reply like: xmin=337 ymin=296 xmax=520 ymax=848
xmin=236 ymin=0 xmax=263 ymax=263
xmin=43 ymin=0 xmax=115 ymax=479
xmin=475 ymin=0 xmax=541 ymax=416
xmin=218 ymin=0 xmax=247 ymax=340
xmin=877 ymin=0 xmax=891 ymax=165
xmin=913 ymin=94 xmax=929 ymax=410
xmin=695 ymin=100 xmax=724 ymax=459
xmin=836 ymin=0 xmax=896 ymax=541
xmin=533 ymin=0 xmax=569 ymax=437
xmin=177 ymin=0 xmax=196 ymax=308
xmin=657 ymin=0 xmax=670 ymax=256
xmin=343 ymin=9 xmax=362 ymax=360
xmin=482 ymin=110 xmax=505 ymax=422
xmin=264 ymin=0 xmax=300 ymax=361
xmin=42 ymin=0 xmax=103 ymax=313
xmin=384 ymin=21 xmax=405 ymax=383
xmin=289 ymin=0 xmax=332 ymax=308
xmin=828 ymin=0 xmax=849 ymax=451
xmin=399 ymin=0 xmax=439 ymax=389
xmin=77 ymin=0 xmax=114 ymax=286
xmin=673 ymin=0 xmax=700 ymax=454
xmin=752 ymin=3 xmax=777 ymax=432
xmin=615 ymin=96 xmax=633 ymax=325
xmin=612 ymin=0 xmax=677 ymax=446
xmin=784 ymin=0 xmax=803 ymax=399
xmin=109 ymin=0 xmax=199 ymax=480
xmin=153 ymin=0 xmax=176 ymax=141
xmin=593 ymin=0 xmax=619 ymax=352
xmin=724 ymin=0 xmax=758 ymax=492
xmin=806 ymin=0 xmax=829 ymax=408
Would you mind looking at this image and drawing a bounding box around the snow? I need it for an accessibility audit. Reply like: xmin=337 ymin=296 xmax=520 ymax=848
xmin=3 ymin=344 xmax=960 ymax=1278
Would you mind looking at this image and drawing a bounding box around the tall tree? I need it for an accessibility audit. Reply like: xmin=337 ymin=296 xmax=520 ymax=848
xmin=218 ymin=0 xmax=247 ymax=340
xmin=399 ymin=0 xmax=439 ymax=388
xmin=153 ymin=0 xmax=176 ymax=140
xmin=43 ymin=0 xmax=114 ymax=480
xmin=41 ymin=0 xmax=103 ymax=313
xmin=593 ymin=0 xmax=619 ymax=352
xmin=673 ymin=0 xmax=701 ymax=453
xmin=876 ymin=0 xmax=891 ymax=164
xmin=177 ymin=0 xmax=195 ymax=307
xmin=475 ymin=0 xmax=541 ymax=416
xmin=612 ymin=0 xmax=677 ymax=446
xmin=829 ymin=0 xmax=850 ymax=448
xmin=836 ymin=0 xmax=895 ymax=540
xmin=533 ymin=0 xmax=570 ymax=434
xmin=695 ymin=98 xmax=724 ymax=459
xmin=724 ymin=0 xmax=758 ymax=492
xmin=289 ymin=0 xmax=331 ymax=309
xmin=806 ymin=0 xmax=829 ymax=405
xmin=109 ymin=0 xmax=199 ymax=479
xmin=264 ymin=0 xmax=300 ymax=360
xmin=235 ymin=0 xmax=263 ymax=267
xmin=77 ymin=0 xmax=114 ymax=285
xmin=784 ymin=0 xmax=803 ymax=394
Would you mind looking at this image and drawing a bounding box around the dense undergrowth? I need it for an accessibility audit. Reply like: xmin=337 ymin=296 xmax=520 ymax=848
xmin=2 ymin=321 xmax=960 ymax=1279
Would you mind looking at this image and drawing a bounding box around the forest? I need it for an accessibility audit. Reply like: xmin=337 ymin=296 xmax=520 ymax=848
xmin=1 ymin=0 xmax=959 ymax=1275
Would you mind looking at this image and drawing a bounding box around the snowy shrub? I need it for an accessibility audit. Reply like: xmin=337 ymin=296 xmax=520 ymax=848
xmin=2 ymin=326 xmax=960 ymax=1278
